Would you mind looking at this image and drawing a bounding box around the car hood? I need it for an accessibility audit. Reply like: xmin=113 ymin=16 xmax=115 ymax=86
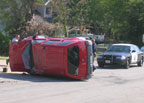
xmin=101 ymin=52 xmax=131 ymax=56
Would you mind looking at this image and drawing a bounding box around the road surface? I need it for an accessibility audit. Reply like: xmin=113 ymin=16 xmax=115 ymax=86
xmin=0 ymin=60 xmax=144 ymax=103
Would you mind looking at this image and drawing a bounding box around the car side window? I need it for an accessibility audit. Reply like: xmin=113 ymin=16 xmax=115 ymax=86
xmin=131 ymin=45 xmax=141 ymax=53
xmin=133 ymin=45 xmax=140 ymax=53
xmin=131 ymin=46 xmax=135 ymax=52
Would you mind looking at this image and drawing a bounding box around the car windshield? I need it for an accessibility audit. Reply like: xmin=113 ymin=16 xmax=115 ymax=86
xmin=107 ymin=45 xmax=130 ymax=53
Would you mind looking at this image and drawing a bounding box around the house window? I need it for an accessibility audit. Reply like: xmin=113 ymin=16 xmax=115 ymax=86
xmin=46 ymin=7 xmax=51 ymax=14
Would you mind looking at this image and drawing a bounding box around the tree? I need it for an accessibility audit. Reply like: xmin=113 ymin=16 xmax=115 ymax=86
xmin=52 ymin=0 xmax=71 ymax=37
xmin=125 ymin=0 xmax=144 ymax=46
xmin=103 ymin=0 xmax=144 ymax=45
xmin=0 ymin=0 xmax=34 ymax=35
xmin=84 ymin=0 xmax=105 ymax=34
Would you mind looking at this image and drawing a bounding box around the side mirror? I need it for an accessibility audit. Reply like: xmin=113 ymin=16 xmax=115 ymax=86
xmin=132 ymin=50 xmax=136 ymax=53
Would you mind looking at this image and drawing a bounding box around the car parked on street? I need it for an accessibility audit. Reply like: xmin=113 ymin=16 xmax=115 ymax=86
xmin=141 ymin=46 xmax=144 ymax=52
xmin=97 ymin=44 xmax=144 ymax=68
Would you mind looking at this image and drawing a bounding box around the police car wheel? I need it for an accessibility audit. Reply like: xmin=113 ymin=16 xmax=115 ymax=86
xmin=124 ymin=59 xmax=130 ymax=69
xmin=137 ymin=59 xmax=143 ymax=67
xmin=98 ymin=63 xmax=104 ymax=68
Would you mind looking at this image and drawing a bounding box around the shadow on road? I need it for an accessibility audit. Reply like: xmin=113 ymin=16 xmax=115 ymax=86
xmin=0 ymin=72 xmax=85 ymax=83
xmin=96 ymin=64 xmax=140 ymax=70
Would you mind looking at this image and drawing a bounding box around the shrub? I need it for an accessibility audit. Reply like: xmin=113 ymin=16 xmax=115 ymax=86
xmin=21 ymin=20 xmax=64 ymax=39
xmin=0 ymin=31 xmax=11 ymax=56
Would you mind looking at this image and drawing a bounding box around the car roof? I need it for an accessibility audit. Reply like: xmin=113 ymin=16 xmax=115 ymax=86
xmin=112 ymin=43 xmax=135 ymax=46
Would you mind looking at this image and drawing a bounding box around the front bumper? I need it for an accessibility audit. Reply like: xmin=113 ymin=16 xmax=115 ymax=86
xmin=97 ymin=58 xmax=127 ymax=66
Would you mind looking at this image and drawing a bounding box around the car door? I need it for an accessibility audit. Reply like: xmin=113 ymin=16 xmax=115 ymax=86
xmin=131 ymin=46 xmax=138 ymax=63
xmin=134 ymin=45 xmax=143 ymax=62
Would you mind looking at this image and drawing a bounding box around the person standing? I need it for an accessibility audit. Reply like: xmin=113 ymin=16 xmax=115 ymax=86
xmin=12 ymin=35 xmax=20 ymax=42
xmin=6 ymin=35 xmax=20 ymax=65
xmin=91 ymin=39 xmax=97 ymax=71
xmin=92 ymin=39 xmax=97 ymax=58
xmin=5 ymin=35 xmax=20 ymax=70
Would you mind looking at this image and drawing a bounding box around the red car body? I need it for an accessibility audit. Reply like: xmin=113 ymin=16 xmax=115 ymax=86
xmin=9 ymin=36 xmax=93 ymax=80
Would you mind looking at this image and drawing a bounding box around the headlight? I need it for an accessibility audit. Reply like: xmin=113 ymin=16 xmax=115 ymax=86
xmin=121 ymin=56 xmax=126 ymax=60
xmin=116 ymin=56 xmax=126 ymax=60
xmin=97 ymin=55 xmax=103 ymax=59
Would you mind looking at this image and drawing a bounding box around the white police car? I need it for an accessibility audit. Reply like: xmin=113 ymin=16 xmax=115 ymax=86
xmin=141 ymin=46 xmax=144 ymax=52
xmin=97 ymin=44 xmax=144 ymax=68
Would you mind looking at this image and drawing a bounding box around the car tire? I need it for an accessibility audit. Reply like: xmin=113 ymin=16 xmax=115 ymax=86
xmin=98 ymin=63 xmax=104 ymax=68
xmin=137 ymin=58 xmax=143 ymax=67
xmin=3 ymin=68 xmax=8 ymax=72
xmin=29 ymin=72 xmax=36 ymax=76
xmin=124 ymin=59 xmax=130 ymax=69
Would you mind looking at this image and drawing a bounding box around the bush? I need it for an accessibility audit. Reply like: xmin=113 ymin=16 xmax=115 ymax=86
xmin=0 ymin=31 xmax=11 ymax=56
xmin=21 ymin=20 xmax=64 ymax=39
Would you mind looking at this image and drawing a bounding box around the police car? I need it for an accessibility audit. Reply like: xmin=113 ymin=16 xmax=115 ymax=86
xmin=141 ymin=46 xmax=144 ymax=52
xmin=97 ymin=44 xmax=144 ymax=68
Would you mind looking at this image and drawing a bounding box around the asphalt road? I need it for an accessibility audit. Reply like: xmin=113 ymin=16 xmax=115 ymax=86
xmin=0 ymin=60 xmax=144 ymax=103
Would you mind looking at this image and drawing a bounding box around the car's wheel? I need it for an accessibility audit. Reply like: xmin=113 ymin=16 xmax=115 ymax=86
xmin=98 ymin=63 xmax=104 ymax=68
xmin=29 ymin=72 xmax=36 ymax=76
xmin=137 ymin=58 xmax=143 ymax=67
xmin=3 ymin=68 xmax=8 ymax=72
xmin=124 ymin=59 xmax=130 ymax=69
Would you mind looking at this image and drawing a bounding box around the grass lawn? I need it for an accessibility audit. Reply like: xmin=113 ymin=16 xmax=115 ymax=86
xmin=0 ymin=56 xmax=9 ymax=60
xmin=95 ymin=44 xmax=108 ymax=60
xmin=97 ymin=45 xmax=108 ymax=49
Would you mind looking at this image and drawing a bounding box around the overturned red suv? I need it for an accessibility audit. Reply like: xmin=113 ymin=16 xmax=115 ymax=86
xmin=9 ymin=36 xmax=94 ymax=80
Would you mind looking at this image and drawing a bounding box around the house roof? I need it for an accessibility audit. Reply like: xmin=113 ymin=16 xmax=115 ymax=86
xmin=45 ymin=0 xmax=52 ymax=6
xmin=34 ymin=3 xmax=47 ymax=7
xmin=34 ymin=0 xmax=53 ymax=7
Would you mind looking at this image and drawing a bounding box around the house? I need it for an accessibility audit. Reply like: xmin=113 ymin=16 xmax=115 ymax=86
xmin=34 ymin=0 xmax=54 ymax=19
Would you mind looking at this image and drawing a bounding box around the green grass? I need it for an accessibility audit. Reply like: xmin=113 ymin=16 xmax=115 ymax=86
xmin=94 ymin=51 xmax=104 ymax=61
xmin=95 ymin=44 xmax=108 ymax=60
xmin=0 ymin=56 xmax=9 ymax=60
xmin=97 ymin=45 xmax=108 ymax=49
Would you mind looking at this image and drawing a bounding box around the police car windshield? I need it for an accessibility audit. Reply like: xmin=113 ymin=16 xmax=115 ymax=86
xmin=107 ymin=45 xmax=130 ymax=53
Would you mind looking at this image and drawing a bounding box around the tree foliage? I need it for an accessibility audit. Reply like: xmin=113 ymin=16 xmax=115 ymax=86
xmin=0 ymin=31 xmax=10 ymax=55
xmin=0 ymin=0 xmax=144 ymax=46
xmin=0 ymin=0 xmax=34 ymax=35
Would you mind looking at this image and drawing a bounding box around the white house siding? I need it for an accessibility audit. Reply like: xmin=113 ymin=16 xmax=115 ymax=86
xmin=35 ymin=0 xmax=53 ymax=18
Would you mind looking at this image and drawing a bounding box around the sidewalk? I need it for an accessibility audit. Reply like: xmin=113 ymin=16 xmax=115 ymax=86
xmin=0 ymin=60 xmax=6 ymax=66
xmin=0 ymin=60 xmax=9 ymax=72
